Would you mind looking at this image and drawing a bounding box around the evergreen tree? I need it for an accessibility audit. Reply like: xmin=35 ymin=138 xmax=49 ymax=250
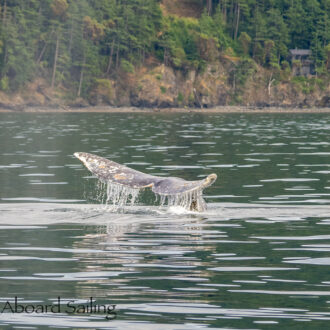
xmin=0 ymin=0 xmax=328 ymax=95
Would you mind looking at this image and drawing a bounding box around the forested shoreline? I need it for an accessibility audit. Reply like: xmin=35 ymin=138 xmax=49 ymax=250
xmin=0 ymin=0 xmax=329 ymax=108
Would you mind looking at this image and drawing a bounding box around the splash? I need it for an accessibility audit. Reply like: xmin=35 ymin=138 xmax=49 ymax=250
xmin=106 ymin=182 xmax=140 ymax=207
xmin=157 ymin=188 xmax=206 ymax=212
xmin=93 ymin=180 xmax=206 ymax=212
xmin=95 ymin=181 xmax=140 ymax=211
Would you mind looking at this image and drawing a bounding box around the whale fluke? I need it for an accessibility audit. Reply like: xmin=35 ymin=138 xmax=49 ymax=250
xmin=74 ymin=152 xmax=217 ymax=211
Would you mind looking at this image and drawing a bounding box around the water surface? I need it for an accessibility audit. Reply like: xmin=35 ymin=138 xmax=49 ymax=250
xmin=0 ymin=112 xmax=330 ymax=329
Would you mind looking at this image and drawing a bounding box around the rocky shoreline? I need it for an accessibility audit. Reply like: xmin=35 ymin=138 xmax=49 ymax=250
xmin=1 ymin=105 xmax=330 ymax=113
xmin=0 ymin=62 xmax=329 ymax=113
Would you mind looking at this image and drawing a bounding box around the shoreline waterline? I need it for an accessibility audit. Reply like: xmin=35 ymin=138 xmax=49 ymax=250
xmin=1 ymin=105 xmax=330 ymax=113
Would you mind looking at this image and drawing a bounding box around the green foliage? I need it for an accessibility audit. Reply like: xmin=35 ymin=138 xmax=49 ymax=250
xmin=188 ymin=93 xmax=195 ymax=104
xmin=199 ymin=7 xmax=228 ymax=49
xmin=51 ymin=0 xmax=68 ymax=18
xmin=0 ymin=0 xmax=328 ymax=95
xmin=234 ymin=58 xmax=256 ymax=86
xmin=160 ymin=86 xmax=166 ymax=94
xmin=0 ymin=0 xmax=162 ymax=94
xmin=120 ymin=59 xmax=134 ymax=73
xmin=280 ymin=60 xmax=291 ymax=80
xmin=291 ymin=76 xmax=326 ymax=94
xmin=177 ymin=92 xmax=184 ymax=104
xmin=265 ymin=8 xmax=289 ymax=60
xmin=238 ymin=32 xmax=251 ymax=55
xmin=158 ymin=10 xmax=230 ymax=70
xmin=159 ymin=15 xmax=200 ymax=69
xmin=0 ymin=76 xmax=9 ymax=91
xmin=93 ymin=78 xmax=113 ymax=101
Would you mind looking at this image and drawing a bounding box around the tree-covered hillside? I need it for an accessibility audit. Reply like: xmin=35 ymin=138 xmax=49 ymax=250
xmin=0 ymin=0 xmax=328 ymax=106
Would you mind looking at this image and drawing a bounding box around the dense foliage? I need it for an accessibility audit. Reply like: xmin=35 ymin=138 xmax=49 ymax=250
xmin=0 ymin=0 xmax=328 ymax=96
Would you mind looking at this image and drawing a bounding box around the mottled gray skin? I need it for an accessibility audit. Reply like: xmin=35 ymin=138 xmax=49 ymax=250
xmin=74 ymin=152 xmax=217 ymax=211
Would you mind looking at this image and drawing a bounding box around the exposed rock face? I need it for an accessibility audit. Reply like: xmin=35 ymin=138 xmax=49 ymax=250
xmin=129 ymin=63 xmax=233 ymax=108
xmin=0 ymin=63 xmax=328 ymax=110
xmin=131 ymin=65 xmax=179 ymax=107
xmin=318 ymin=96 xmax=330 ymax=107
xmin=195 ymin=64 xmax=231 ymax=107
xmin=125 ymin=62 xmax=329 ymax=109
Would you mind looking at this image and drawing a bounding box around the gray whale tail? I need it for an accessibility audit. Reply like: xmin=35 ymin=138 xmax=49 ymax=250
xmin=74 ymin=152 xmax=217 ymax=212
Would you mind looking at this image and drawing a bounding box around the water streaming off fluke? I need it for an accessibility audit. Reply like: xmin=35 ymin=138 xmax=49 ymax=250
xmin=74 ymin=152 xmax=216 ymax=212
xmin=96 ymin=181 xmax=141 ymax=211
xmin=94 ymin=180 xmax=206 ymax=212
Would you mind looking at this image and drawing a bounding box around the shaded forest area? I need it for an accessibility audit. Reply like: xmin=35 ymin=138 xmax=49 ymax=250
xmin=0 ymin=0 xmax=329 ymax=108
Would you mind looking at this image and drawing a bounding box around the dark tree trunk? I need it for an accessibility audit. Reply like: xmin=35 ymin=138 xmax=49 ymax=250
xmin=78 ymin=52 xmax=86 ymax=97
xmin=51 ymin=33 xmax=59 ymax=89
xmin=115 ymin=43 xmax=120 ymax=70
xmin=106 ymin=39 xmax=116 ymax=75
xmin=234 ymin=3 xmax=240 ymax=40
xmin=206 ymin=0 xmax=212 ymax=15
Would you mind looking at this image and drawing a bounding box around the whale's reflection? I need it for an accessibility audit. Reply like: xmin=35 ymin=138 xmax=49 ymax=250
xmin=69 ymin=211 xmax=223 ymax=302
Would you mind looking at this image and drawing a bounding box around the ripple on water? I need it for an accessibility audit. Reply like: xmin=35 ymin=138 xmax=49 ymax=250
xmin=1 ymin=113 xmax=330 ymax=328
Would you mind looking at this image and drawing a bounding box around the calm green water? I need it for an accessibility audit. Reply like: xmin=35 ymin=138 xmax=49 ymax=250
xmin=0 ymin=112 xmax=330 ymax=329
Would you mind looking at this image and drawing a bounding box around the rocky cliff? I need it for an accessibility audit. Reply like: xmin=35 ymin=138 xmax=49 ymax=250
xmin=1 ymin=58 xmax=328 ymax=110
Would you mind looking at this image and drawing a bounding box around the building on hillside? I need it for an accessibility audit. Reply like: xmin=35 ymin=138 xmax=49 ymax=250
xmin=289 ymin=49 xmax=315 ymax=76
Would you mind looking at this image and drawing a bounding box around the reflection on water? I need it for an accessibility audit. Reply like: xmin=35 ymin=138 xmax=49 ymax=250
xmin=0 ymin=112 xmax=330 ymax=329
